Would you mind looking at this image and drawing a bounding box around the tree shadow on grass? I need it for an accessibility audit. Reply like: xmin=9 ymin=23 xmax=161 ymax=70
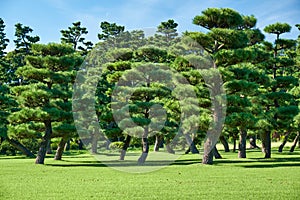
xmin=45 ymin=158 xmax=201 ymax=168
xmin=242 ymin=162 xmax=300 ymax=168
xmin=213 ymin=156 xmax=300 ymax=168
xmin=0 ymin=156 xmax=34 ymax=160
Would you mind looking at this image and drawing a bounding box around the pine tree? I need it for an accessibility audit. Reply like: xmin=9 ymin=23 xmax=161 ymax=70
xmin=260 ymin=22 xmax=298 ymax=157
xmin=4 ymin=23 xmax=40 ymax=85
xmin=14 ymin=23 xmax=40 ymax=54
xmin=0 ymin=18 xmax=10 ymax=84
xmin=98 ymin=21 xmax=125 ymax=41
xmin=60 ymin=21 xmax=93 ymax=55
xmin=8 ymin=43 xmax=82 ymax=164
xmin=189 ymin=8 xmax=266 ymax=163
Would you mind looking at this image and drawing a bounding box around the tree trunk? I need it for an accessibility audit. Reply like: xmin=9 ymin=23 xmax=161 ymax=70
xmin=290 ymin=132 xmax=300 ymax=152
xmin=261 ymin=131 xmax=271 ymax=158
xmin=35 ymin=120 xmax=52 ymax=164
xmin=78 ymin=139 xmax=84 ymax=150
xmin=54 ymin=137 xmax=67 ymax=160
xmin=46 ymin=139 xmax=52 ymax=154
xmin=202 ymin=148 xmax=214 ymax=165
xmin=238 ymin=129 xmax=247 ymax=158
xmin=119 ymin=135 xmax=131 ymax=160
xmin=184 ymin=134 xmax=199 ymax=154
xmin=278 ymin=132 xmax=290 ymax=152
xmin=249 ymin=135 xmax=260 ymax=149
xmin=7 ymin=138 xmax=35 ymax=158
xmin=219 ymin=135 xmax=229 ymax=152
xmin=138 ymin=137 xmax=149 ymax=164
xmin=65 ymin=139 xmax=70 ymax=151
xmin=165 ymin=138 xmax=175 ymax=154
xmin=214 ymin=146 xmax=222 ymax=159
xmin=154 ymin=134 xmax=163 ymax=152
xmin=91 ymin=134 xmax=98 ymax=154
xmin=105 ymin=139 xmax=110 ymax=150
xmin=233 ymin=138 xmax=236 ymax=152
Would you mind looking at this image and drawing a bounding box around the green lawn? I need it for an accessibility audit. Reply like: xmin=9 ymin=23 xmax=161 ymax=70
xmin=1 ymin=147 xmax=300 ymax=200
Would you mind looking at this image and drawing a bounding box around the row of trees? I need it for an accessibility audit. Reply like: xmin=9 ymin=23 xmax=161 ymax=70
xmin=0 ymin=8 xmax=300 ymax=165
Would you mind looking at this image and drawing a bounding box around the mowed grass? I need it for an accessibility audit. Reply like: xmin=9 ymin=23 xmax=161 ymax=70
xmin=1 ymin=146 xmax=300 ymax=200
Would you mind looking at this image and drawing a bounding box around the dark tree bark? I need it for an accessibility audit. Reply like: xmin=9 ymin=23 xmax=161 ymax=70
xmin=233 ymin=138 xmax=236 ymax=152
xmin=137 ymin=137 xmax=149 ymax=164
xmin=119 ymin=135 xmax=131 ymax=160
xmin=214 ymin=146 xmax=222 ymax=159
xmin=46 ymin=139 xmax=52 ymax=154
xmin=278 ymin=132 xmax=290 ymax=152
xmin=35 ymin=120 xmax=52 ymax=164
xmin=219 ymin=135 xmax=229 ymax=152
xmin=238 ymin=129 xmax=247 ymax=158
xmin=65 ymin=139 xmax=70 ymax=151
xmin=261 ymin=131 xmax=271 ymax=158
xmin=78 ymin=139 xmax=84 ymax=150
xmin=184 ymin=134 xmax=199 ymax=154
xmin=154 ymin=134 xmax=163 ymax=152
xmin=290 ymin=132 xmax=300 ymax=152
xmin=54 ymin=137 xmax=68 ymax=160
xmin=202 ymin=148 xmax=214 ymax=165
xmin=7 ymin=138 xmax=35 ymax=158
xmin=249 ymin=135 xmax=260 ymax=149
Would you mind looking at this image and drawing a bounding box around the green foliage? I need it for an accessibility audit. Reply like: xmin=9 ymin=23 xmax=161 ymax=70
xmin=157 ymin=19 xmax=178 ymax=39
xmin=0 ymin=18 xmax=9 ymax=58
xmin=14 ymin=23 xmax=40 ymax=54
xmin=241 ymin=15 xmax=257 ymax=29
xmin=98 ymin=21 xmax=125 ymax=40
xmin=109 ymin=141 xmax=124 ymax=150
xmin=8 ymin=43 xmax=82 ymax=161
xmin=193 ymin=8 xmax=244 ymax=29
xmin=60 ymin=21 xmax=93 ymax=54
xmin=264 ymin=23 xmax=292 ymax=38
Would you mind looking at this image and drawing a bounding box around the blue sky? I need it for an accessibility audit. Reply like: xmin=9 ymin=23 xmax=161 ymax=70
xmin=1 ymin=0 xmax=300 ymax=51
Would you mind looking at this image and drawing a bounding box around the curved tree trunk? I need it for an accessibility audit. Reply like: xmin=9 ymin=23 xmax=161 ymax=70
xmin=154 ymin=134 xmax=163 ymax=152
xmin=184 ymin=134 xmax=199 ymax=154
xmin=278 ymin=132 xmax=290 ymax=152
xmin=46 ymin=139 xmax=52 ymax=154
xmin=138 ymin=137 xmax=149 ymax=164
xmin=202 ymin=148 xmax=214 ymax=165
xmin=7 ymin=138 xmax=35 ymax=158
xmin=238 ymin=129 xmax=247 ymax=158
xmin=290 ymin=132 xmax=300 ymax=153
xmin=219 ymin=135 xmax=229 ymax=152
xmin=54 ymin=137 xmax=67 ymax=160
xmin=119 ymin=135 xmax=131 ymax=160
xmin=261 ymin=131 xmax=271 ymax=158
xmin=35 ymin=120 xmax=52 ymax=164
xmin=214 ymin=146 xmax=222 ymax=159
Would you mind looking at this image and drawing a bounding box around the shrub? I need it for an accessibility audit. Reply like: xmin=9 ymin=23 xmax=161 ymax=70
xmin=109 ymin=141 xmax=124 ymax=150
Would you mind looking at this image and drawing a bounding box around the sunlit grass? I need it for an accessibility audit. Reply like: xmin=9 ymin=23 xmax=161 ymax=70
xmin=1 ymin=146 xmax=300 ymax=200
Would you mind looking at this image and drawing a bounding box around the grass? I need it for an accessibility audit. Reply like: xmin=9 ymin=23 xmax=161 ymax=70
xmin=1 ymin=146 xmax=300 ymax=200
